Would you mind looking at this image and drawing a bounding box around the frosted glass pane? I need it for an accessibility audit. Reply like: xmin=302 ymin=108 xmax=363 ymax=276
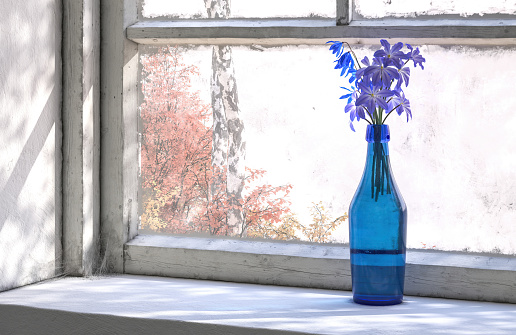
xmin=355 ymin=0 xmax=516 ymax=18
xmin=139 ymin=44 xmax=516 ymax=254
xmin=141 ymin=0 xmax=335 ymax=18
xmin=141 ymin=0 xmax=207 ymax=18
xmin=232 ymin=0 xmax=335 ymax=18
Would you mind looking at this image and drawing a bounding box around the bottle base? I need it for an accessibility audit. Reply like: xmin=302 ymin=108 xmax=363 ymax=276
xmin=353 ymin=294 xmax=403 ymax=306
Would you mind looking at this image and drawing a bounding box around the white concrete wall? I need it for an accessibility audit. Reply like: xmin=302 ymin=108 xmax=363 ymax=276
xmin=0 ymin=0 xmax=62 ymax=291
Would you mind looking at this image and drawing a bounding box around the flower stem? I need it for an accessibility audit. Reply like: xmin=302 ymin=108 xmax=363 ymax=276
xmin=382 ymin=104 xmax=401 ymax=124
xmin=371 ymin=144 xmax=376 ymax=199
xmin=365 ymin=107 xmax=375 ymax=124
xmin=371 ymin=142 xmax=392 ymax=201
xmin=374 ymin=142 xmax=381 ymax=201
xmin=343 ymin=42 xmax=361 ymax=69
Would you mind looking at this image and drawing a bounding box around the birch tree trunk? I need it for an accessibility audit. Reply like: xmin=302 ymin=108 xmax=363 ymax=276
xmin=205 ymin=0 xmax=246 ymax=236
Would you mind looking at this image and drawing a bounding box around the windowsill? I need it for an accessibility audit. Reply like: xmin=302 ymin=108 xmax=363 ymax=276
xmin=124 ymin=234 xmax=516 ymax=304
xmin=0 ymin=274 xmax=515 ymax=334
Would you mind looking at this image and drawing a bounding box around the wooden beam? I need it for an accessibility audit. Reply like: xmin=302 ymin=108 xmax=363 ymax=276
xmin=125 ymin=235 xmax=516 ymax=303
xmin=126 ymin=19 xmax=516 ymax=45
xmin=336 ymin=0 xmax=351 ymax=26
xmin=100 ymin=0 xmax=139 ymax=274
xmin=62 ymin=0 xmax=101 ymax=276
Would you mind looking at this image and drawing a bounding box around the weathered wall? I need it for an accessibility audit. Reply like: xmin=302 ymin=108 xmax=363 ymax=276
xmin=0 ymin=0 xmax=62 ymax=291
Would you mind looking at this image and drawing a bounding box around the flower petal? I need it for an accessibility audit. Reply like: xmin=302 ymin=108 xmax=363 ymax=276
xmin=355 ymin=93 xmax=370 ymax=107
xmin=356 ymin=106 xmax=366 ymax=120
xmin=376 ymin=89 xmax=394 ymax=98
xmin=380 ymin=39 xmax=390 ymax=50
xmin=376 ymin=97 xmax=389 ymax=111
xmin=374 ymin=50 xmax=387 ymax=58
xmin=391 ymin=42 xmax=404 ymax=54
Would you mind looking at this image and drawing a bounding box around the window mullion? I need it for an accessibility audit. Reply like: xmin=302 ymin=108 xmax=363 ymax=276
xmin=126 ymin=19 xmax=516 ymax=46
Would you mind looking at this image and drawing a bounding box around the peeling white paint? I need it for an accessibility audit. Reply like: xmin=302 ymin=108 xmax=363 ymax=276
xmin=355 ymin=0 xmax=516 ymax=18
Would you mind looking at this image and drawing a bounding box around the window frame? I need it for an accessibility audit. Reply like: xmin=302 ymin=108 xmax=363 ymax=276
xmin=97 ymin=0 xmax=516 ymax=302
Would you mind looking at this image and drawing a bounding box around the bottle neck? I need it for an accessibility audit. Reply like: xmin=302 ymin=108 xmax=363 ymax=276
xmin=365 ymin=124 xmax=390 ymax=157
xmin=362 ymin=125 xmax=393 ymax=201
xmin=366 ymin=124 xmax=390 ymax=143
xmin=366 ymin=141 xmax=390 ymax=158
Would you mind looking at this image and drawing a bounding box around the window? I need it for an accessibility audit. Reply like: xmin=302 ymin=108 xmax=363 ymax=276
xmin=131 ymin=1 xmax=516 ymax=254
xmin=98 ymin=0 xmax=516 ymax=303
xmin=138 ymin=44 xmax=350 ymax=243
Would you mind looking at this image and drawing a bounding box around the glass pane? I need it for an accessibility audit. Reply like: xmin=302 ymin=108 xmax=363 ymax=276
xmin=232 ymin=0 xmax=335 ymax=18
xmin=354 ymin=0 xmax=516 ymax=18
xmin=141 ymin=0 xmax=335 ymax=19
xmin=141 ymin=0 xmax=207 ymax=19
xmin=139 ymin=43 xmax=516 ymax=254
xmin=139 ymin=45 xmax=349 ymax=243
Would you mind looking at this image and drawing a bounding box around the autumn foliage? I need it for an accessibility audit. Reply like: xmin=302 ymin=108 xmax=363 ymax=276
xmin=140 ymin=46 xmax=212 ymax=233
xmin=140 ymin=46 xmax=346 ymax=241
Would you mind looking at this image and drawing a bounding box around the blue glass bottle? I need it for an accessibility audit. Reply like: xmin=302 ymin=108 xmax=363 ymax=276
xmin=349 ymin=125 xmax=407 ymax=306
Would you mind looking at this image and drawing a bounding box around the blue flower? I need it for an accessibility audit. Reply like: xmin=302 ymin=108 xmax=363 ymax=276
xmin=345 ymin=66 xmax=357 ymax=84
xmin=327 ymin=41 xmax=345 ymax=58
xmin=334 ymin=52 xmax=356 ymax=80
xmin=344 ymin=90 xmax=367 ymax=132
xmin=334 ymin=51 xmax=350 ymax=68
xmin=374 ymin=39 xmax=407 ymax=66
xmin=328 ymin=41 xmax=357 ymax=84
xmin=394 ymin=62 xmax=410 ymax=89
xmin=389 ymin=91 xmax=412 ymax=121
xmin=406 ymin=44 xmax=426 ymax=70
xmin=327 ymin=39 xmax=425 ymax=130
xmin=364 ymin=58 xmax=399 ymax=87
xmin=340 ymin=86 xmax=354 ymax=104
xmin=345 ymin=102 xmax=367 ymax=122
xmin=356 ymin=81 xmax=394 ymax=113
xmin=355 ymin=56 xmax=371 ymax=81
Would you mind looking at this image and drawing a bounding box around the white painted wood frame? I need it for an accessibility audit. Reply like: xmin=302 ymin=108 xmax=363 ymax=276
xmin=126 ymin=19 xmax=516 ymax=46
xmin=336 ymin=0 xmax=352 ymax=26
xmin=100 ymin=0 xmax=140 ymax=273
xmin=62 ymin=0 xmax=101 ymax=276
